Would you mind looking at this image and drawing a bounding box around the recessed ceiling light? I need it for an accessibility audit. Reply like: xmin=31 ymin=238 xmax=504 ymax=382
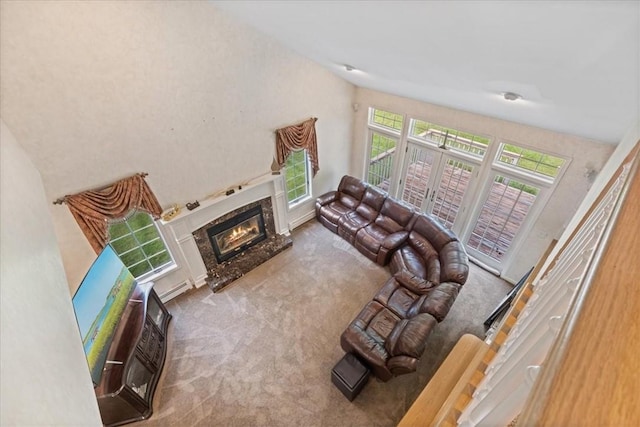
xmin=344 ymin=64 xmax=356 ymax=71
xmin=503 ymin=92 xmax=522 ymax=101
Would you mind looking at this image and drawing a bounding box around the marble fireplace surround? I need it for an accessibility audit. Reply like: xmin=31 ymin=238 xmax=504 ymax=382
xmin=161 ymin=173 xmax=291 ymax=292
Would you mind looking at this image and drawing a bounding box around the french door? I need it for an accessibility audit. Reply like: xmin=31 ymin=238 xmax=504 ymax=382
xmin=398 ymin=142 xmax=478 ymax=231
xmin=464 ymin=172 xmax=543 ymax=271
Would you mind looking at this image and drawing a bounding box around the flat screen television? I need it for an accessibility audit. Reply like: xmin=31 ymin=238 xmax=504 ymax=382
xmin=72 ymin=245 xmax=138 ymax=386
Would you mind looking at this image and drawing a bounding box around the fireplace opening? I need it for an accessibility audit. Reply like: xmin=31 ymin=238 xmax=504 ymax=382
xmin=207 ymin=205 xmax=267 ymax=263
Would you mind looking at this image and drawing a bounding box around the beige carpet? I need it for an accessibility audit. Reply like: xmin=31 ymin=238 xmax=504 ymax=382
xmin=136 ymin=220 xmax=511 ymax=427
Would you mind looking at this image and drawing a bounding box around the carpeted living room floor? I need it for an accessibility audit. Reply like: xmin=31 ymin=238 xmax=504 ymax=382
xmin=135 ymin=219 xmax=511 ymax=427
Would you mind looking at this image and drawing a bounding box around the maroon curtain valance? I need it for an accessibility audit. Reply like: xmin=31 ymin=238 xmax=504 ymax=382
xmin=275 ymin=117 xmax=319 ymax=176
xmin=59 ymin=173 xmax=162 ymax=254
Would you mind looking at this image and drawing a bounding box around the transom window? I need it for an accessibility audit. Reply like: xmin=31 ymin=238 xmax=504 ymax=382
xmin=109 ymin=211 xmax=173 ymax=279
xmin=409 ymin=119 xmax=490 ymax=159
xmin=495 ymin=143 xmax=566 ymax=180
xmin=285 ymin=149 xmax=311 ymax=205
xmin=370 ymin=108 xmax=404 ymax=133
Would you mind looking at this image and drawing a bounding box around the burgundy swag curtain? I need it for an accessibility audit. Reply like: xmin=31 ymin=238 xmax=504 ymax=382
xmin=62 ymin=173 xmax=163 ymax=254
xmin=275 ymin=117 xmax=319 ymax=176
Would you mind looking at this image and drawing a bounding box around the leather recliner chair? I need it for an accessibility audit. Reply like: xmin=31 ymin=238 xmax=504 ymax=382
xmin=337 ymin=185 xmax=387 ymax=244
xmin=340 ymin=296 xmax=438 ymax=382
xmin=315 ymin=175 xmax=367 ymax=234
xmin=353 ymin=197 xmax=416 ymax=266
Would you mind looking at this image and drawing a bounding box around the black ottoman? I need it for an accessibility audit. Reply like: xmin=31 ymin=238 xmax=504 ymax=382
xmin=331 ymin=353 xmax=370 ymax=401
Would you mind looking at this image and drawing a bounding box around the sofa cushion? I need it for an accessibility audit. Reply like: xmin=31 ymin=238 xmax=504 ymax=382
xmin=408 ymin=282 xmax=462 ymax=322
xmin=374 ymin=276 xmax=421 ymax=318
xmin=376 ymin=198 xmax=415 ymax=233
xmin=338 ymin=175 xmax=367 ymax=204
xmin=385 ymin=313 xmax=437 ymax=358
xmin=391 ymin=244 xmax=441 ymax=285
xmin=394 ymin=269 xmax=437 ymax=294
xmin=320 ymin=201 xmax=353 ymax=224
xmin=356 ymin=186 xmax=387 ymax=220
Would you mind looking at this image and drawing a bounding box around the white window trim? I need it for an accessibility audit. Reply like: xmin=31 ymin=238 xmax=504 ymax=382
xmin=108 ymin=212 xmax=176 ymax=280
xmin=362 ymin=105 xmax=574 ymax=276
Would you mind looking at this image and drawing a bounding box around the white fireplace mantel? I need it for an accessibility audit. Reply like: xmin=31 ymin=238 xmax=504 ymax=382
xmin=159 ymin=173 xmax=290 ymax=288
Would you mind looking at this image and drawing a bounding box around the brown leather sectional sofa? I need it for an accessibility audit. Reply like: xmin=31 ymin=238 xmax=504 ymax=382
xmin=316 ymin=175 xmax=469 ymax=381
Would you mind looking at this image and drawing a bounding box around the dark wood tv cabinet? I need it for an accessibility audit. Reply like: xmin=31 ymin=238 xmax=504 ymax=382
xmin=94 ymin=282 xmax=171 ymax=426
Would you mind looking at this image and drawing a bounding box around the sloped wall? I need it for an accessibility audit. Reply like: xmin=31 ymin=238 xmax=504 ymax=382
xmin=0 ymin=120 xmax=102 ymax=426
xmin=0 ymin=1 xmax=355 ymax=291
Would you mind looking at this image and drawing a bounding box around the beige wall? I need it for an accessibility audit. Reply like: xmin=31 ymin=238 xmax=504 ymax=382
xmin=0 ymin=1 xmax=355 ymax=292
xmin=0 ymin=120 xmax=102 ymax=426
xmin=540 ymin=119 xmax=639 ymax=275
xmin=352 ymin=88 xmax=615 ymax=282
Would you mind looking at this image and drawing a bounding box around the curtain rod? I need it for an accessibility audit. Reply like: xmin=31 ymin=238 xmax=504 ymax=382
xmin=53 ymin=172 xmax=149 ymax=205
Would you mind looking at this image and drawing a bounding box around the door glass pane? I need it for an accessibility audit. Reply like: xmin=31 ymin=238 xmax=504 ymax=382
xmin=467 ymin=175 xmax=539 ymax=261
xmin=432 ymin=159 xmax=474 ymax=229
xmin=367 ymin=132 xmax=397 ymax=191
xmin=401 ymin=145 xmax=437 ymax=209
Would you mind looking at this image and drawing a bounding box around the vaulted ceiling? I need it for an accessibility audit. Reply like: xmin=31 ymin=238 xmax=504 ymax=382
xmin=213 ymin=1 xmax=639 ymax=144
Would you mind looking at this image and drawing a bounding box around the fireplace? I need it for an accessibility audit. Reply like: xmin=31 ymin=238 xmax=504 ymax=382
xmin=192 ymin=197 xmax=293 ymax=293
xmin=207 ymin=205 xmax=267 ymax=263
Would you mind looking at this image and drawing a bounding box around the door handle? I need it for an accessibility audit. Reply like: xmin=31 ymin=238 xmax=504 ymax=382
xmin=425 ymin=188 xmax=430 ymax=201
xmin=431 ymin=189 xmax=436 ymax=202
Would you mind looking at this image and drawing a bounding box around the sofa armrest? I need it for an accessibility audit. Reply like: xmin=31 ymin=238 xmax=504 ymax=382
xmin=387 ymin=355 xmax=419 ymax=376
xmin=394 ymin=269 xmax=436 ymax=294
xmin=376 ymin=231 xmax=410 ymax=265
xmin=316 ymin=191 xmax=338 ymax=207
xmin=382 ymin=230 xmax=409 ymax=250
xmin=411 ymin=282 xmax=462 ymax=322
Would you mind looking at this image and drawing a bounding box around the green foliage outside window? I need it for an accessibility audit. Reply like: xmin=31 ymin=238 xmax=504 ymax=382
xmin=285 ymin=150 xmax=310 ymax=204
xmin=499 ymin=144 xmax=565 ymax=178
xmin=411 ymin=120 xmax=490 ymax=157
xmin=371 ymin=109 xmax=404 ymax=132
xmin=109 ymin=211 xmax=172 ymax=278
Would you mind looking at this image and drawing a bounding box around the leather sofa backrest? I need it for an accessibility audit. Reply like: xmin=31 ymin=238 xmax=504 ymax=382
xmin=411 ymin=214 xmax=458 ymax=252
xmin=384 ymin=313 xmax=435 ymax=358
xmin=439 ymin=241 xmax=469 ymax=285
xmin=406 ymin=231 xmax=441 ymax=284
xmin=375 ymin=198 xmax=415 ymax=233
xmin=337 ymin=175 xmax=367 ymax=210
xmin=355 ymin=186 xmax=387 ymax=222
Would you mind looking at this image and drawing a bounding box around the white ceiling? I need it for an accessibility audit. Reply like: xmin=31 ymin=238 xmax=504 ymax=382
xmin=212 ymin=1 xmax=639 ymax=144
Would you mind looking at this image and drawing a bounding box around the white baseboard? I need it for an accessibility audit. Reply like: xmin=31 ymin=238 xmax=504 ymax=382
xmin=159 ymin=280 xmax=193 ymax=302
xmin=289 ymin=209 xmax=316 ymax=230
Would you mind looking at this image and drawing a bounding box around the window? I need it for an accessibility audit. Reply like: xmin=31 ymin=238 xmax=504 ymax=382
xmin=409 ymin=119 xmax=490 ymax=159
xmin=366 ymin=108 xmax=403 ymax=191
xmin=495 ymin=143 xmax=566 ymax=180
xmin=109 ymin=211 xmax=173 ymax=279
xmin=371 ymin=108 xmax=404 ymax=132
xmin=361 ymin=105 xmax=571 ymax=274
xmin=285 ymin=149 xmax=311 ymax=205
